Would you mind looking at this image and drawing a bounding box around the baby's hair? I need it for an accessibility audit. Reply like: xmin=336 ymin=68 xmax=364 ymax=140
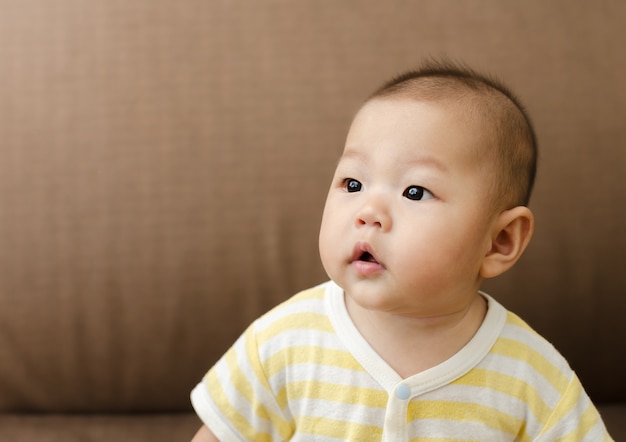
xmin=370 ymin=60 xmax=538 ymax=209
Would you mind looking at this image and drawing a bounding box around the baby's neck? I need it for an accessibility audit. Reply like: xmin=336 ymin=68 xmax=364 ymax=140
xmin=345 ymin=293 xmax=487 ymax=379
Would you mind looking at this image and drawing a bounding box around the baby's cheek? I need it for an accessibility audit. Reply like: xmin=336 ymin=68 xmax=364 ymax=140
xmin=318 ymin=229 xmax=337 ymax=277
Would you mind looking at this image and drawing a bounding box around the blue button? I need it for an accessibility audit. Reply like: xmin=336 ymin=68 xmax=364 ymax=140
xmin=395 ymin=384 xmax=411 ymax=400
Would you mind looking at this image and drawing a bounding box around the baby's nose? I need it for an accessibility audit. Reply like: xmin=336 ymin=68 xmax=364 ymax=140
xmin=355 ymin=196 xmax=392 ymax=231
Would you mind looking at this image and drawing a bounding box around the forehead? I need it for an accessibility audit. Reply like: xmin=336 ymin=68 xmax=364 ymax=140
xmin=343 ymin=97 xmax=492 ymax=167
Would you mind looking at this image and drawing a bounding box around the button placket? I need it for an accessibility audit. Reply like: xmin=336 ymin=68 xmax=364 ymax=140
xmin=381 ymin=383 xmax=413 ymax=442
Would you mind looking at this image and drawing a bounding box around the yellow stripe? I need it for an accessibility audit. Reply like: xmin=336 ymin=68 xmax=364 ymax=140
xmin=205 ymin=370 xmax=273 ymax=441
xmin=502 ymin=314 xmax=570 ymax=394
xmin=244 ymin=325 xmax=274 ymax=396
xmin=282 ymin=286 xmax=326 ymax=304
xmin=264 ymin=345 xmax=365 ymax=378
xmin=543 ymin=374 xmax=604 ymax=441
xmin=257 ymin=312 xmax=334 ymax=345
xmin=491 ymin=336 xmax=570 ymax=394
xmin=225 ymin=350 xmax=261 ymax=414
xmin=553 ymin=374 xmax=584 ymax=420
xmin=226 ymin=351 xmax=292 ymax=438
xmin=224 ymin=346 xmax=293 ymax=440
xmin=407 ymin=400 xmax=529 ymax=441
xmin=554 ymin=403 xmax=601 ymax=442
xmin=505 ymin=312 xmax=541 ymax=332
xmin=297 ymin=416 xmax=383 ymax=440
xmin=454 ymin=368 xmax=552 ymax=425
xmin=277 ymin=380 xmax=387 ymax=409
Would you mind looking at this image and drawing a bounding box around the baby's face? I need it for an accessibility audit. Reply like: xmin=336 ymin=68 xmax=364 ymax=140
xmin=319 ymin=97 xmax=500 ymax=318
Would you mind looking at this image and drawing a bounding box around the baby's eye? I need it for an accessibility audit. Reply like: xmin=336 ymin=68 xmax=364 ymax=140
xmin=403 ymin=185 xmax=434 ymax=201
xmin=344 ymin=178 xmax=362 ymax=193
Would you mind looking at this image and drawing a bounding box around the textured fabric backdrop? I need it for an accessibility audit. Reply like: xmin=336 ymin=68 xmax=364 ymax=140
xmin=0 ymin=1 xmax=624 ymax=416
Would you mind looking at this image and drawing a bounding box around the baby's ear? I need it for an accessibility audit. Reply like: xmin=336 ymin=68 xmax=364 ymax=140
xmin=480 ymin=206 xmax=534 ymax=279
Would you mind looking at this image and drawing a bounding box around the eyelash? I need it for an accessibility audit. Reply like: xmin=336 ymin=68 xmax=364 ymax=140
xmin=342 ymin=178 xmax=434 ymax=201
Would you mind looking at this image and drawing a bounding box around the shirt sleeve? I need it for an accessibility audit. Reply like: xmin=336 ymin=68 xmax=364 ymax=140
xmin=535 ymin=373 xmax=613 ymax=442
xmin=190 ymin=323 xmax=294 ymax=442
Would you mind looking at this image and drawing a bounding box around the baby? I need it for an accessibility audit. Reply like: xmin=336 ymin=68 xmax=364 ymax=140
xmin=191 ymin=61 xmax=612 ymax=441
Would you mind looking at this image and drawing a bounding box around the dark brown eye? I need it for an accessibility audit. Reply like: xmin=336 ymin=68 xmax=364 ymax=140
xmin=345 ymin=179 xmax=362 ymax=193
xmin=403 ymin=185 xmax=433 ymax=201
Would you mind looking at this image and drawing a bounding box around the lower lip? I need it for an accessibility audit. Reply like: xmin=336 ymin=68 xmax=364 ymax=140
xmin=351 ymin=260 xmax=385 ymax=276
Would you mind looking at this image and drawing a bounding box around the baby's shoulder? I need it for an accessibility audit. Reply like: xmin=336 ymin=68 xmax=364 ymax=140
xmin=487 ymin=310 xmax=574 ymax=383
xmin=500 ymin=311 xmax=563 ymax=356
xmin=251 ymin=283 xmax=334 ymax=345
xmin=256 ymin=283 xmax=328 ymax=322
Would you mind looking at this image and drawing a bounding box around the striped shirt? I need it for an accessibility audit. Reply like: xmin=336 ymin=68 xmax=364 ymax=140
xmin=191 ymin=281 xmax=612 ymax=441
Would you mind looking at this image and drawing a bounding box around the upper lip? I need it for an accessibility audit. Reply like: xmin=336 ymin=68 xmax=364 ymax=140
xmin=351 ymin=242 xmax=383 ymax=266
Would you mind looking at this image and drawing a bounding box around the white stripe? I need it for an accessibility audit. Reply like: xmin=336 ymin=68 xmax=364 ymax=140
xmin=406 ymin=417 xmax=516 ymax=441
xmin=258 ymin=329 xmax=346 ymax=363
xmin=269 ymin=363 xmax=382 ymax=393
xmin=290 ymin=433 xmax=346 ymax=442
xmin=420 ymin=383 xmax=544 ymax=436
xmin=190 ymin=382 xmax=247 ymax=442
xmin=289 ymin=397 xmax=385 ymax=427
xmin=581 ymin=417 xmax=611 ymax=442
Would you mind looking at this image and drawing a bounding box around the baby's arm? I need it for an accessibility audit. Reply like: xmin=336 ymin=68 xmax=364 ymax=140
xmin=191 ymin=425 xmax=219 ymax=442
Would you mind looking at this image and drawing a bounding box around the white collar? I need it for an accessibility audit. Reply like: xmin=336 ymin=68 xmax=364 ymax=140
xmin=324 ymin=280 xmax=507 ymax=394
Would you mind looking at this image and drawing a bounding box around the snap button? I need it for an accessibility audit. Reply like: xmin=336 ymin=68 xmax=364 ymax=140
xmin=395 ymin=384 xmax=411 ymax=400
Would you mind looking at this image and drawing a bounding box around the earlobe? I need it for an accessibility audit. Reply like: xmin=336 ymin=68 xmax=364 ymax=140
xmin=480 ymin=206 xmax=534 ymax=279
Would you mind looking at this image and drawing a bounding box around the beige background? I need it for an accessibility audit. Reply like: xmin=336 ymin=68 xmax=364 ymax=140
xmin=0 ymin=0 xmax=624 ymax=439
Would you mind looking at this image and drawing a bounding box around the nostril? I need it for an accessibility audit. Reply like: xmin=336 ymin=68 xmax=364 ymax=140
xmin=356 ymin=217 xmax=383 ymax=228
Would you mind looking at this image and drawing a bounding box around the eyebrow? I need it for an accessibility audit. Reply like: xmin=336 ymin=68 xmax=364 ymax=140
xmin=337 ymin=149 xmax=366 ymax=164
xmin=404 ymin=154 xmax=448 ymax=172
xmin=339 ymin=147 xmax=448 ymax=172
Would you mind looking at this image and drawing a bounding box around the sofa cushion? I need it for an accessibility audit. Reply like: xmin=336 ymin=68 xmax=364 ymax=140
xmin=0 ymin=0 xmax=624 ymax=416
xmin=0 ymin=413 xmax=199 ymax=442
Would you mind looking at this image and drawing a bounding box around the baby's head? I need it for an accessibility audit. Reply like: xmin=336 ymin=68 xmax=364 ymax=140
xmin=370 ymin=61 xmax=537 ymax=211
xmin=319 ymin=61 xmax=537 ymax=317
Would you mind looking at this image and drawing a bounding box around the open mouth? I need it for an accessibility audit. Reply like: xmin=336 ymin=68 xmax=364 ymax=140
xmin=351 ymin=243 xmax=385 ymax=276
xmin=352 ymin=243 xmax=382 ymax=265
xmin=358 ymin=251 xmax=378 ymax=263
